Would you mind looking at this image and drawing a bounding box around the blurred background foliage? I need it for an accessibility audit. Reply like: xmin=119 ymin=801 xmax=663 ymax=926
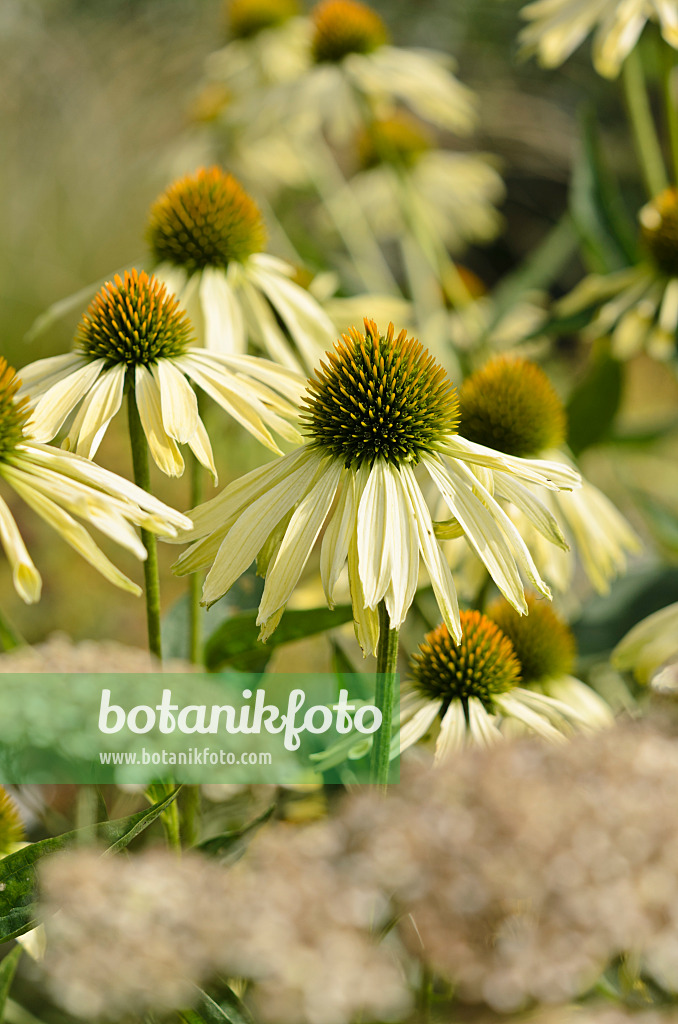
xmin=2 ymin=0 xmax=677 ymax=648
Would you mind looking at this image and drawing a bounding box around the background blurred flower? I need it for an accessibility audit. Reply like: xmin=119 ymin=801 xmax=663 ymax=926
xmin=488 ymin=594 xmax=614 ymax=726
xmin=347 ymin=113 xmax=505 ymax=253
xmin=148 ymin=166 xmax=335 ymax=369
xmin=457 ymin=355 xmax=641 ymax=593
xmin=557 ymin=189 xmax=678 ymax=360
xmin=261 ymin=0 xmax=477 ymax=143
xmin=518 ymin=0 xmax=678 ymax=78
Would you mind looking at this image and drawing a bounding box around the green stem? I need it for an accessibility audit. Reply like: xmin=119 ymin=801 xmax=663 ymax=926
xmin=417 ymin=964 xmax=433 ymax=1024
xmin=181 ymin=784 xmax=201 ymax=848
xmin=127 ymin=388 xmax=162 ymax=661
xmin=370 ymin=600 xmax=399 ymax=787
xmin=623 ymin=47 xmax=668 ymax=198
xmin=663 ymin=43 xmax=678 ymax=184
xmin=0 ymin=609 xmax=24 ymax=652
xmin=189 ymin=453 xmax=204 ymax=665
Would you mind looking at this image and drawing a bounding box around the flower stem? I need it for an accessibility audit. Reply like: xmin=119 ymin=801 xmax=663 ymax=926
xmin=663 ymin=43 xmax=678 ymax=184
xmin=623 ymin=48 xmax=668 ymax=198
xmin=189 ymin=453 xmax=203 ymax=665
xmin=370 ymin=600 xmax=399 ymax=787
xmin=180 ymin=784 xmax=201 ymax=848
xmin=127 ymin=389 xmax=162 ymax=661
xmin=0 ymin=608 xmax=24 ymax=652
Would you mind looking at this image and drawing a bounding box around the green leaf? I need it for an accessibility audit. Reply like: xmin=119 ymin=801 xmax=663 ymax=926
xmin=204 ymin=604 xmax=355 ymax=671
xmin=163 ymin=567 xmax=264 ymax=663
xmin=0 ymin=789 xmax=181 ymax=942
xmin=566 ymin=350 xmax=624 ymax=455
xmin=570 ymin=107 xmax=640 ymax=274
xmin=0 ymin=946 xmax=22 ymax=1022
xmin=181 ymin=987 xmax=253 ymax=1024
xmin=195 ymin=804 xmax=275 ymax=860
xmin=634 ymin=493 xmax=678 ymax=555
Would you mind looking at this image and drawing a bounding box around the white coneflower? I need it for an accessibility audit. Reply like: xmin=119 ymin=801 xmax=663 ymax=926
xmin=488 ymin=594 xmax=614 ymax=727
xmin=204 ymin=0 xmax=310 ymax=95
xmin=398 ymin=610 xmax=591 ymax=763
xmin=19 ymin=269 xmax=304 ymax=479
xmin=263 ymin=0 xmax=477 ymax=142
xmin=0 ymin=358 xmax=190 ymax=603
xmin=613 ymin=600 xmax=678 ymax=685
xmin=517 ymin=0 xmax=678 ymax=78
xmin=557 ymin=188 xmax=678 ymax=360
xmin=457 ymin=354 xmax=640 ymax=593
xmin=175 ymin=319 xmax=580 ymax=654
xmin=348 ymin=113 xmax=505 ymax=253
xmin=147 ymin=167 xmax=335 ymax=370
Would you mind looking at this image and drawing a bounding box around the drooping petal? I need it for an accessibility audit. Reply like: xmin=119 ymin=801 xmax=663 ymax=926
xmin=201 ymin=451 xmax=322 ymax=606
xmin=134 ymin=365 xmax=185 ymax=478
xmin=154 ymin=360 xmax=199 ymax=444
xmin=399 ymin=698 xmax=443 ymax=754
xmin=441 ymin=434 xmax=581 ymax=490
xmin=399 ymin=463 xmax=461 ymax=642
xmin=0 ymin=490 xmax=42 ymax=603
xmin=199 ymin=266 xmax=247 ymax=354
xmin=63 ymin=363 xmax=125 ymax=459
xmin=320 ymin=470 xmax=355 ymax=606
xmin=357 ymin=459 xmax=392 ymax=610
xmin=7 ymin=471 xmax=142 ymax=595
xmin=27 ymin=359 xmax=106 ymax=442
xmin=257 ymin=458 xmax=342 ymax=623
xmin=433 ymin=700 xmax=468 ymax=763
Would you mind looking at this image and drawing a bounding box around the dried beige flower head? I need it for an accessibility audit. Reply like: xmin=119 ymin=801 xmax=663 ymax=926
xmin=343 ymin=721 xmax=678 ymax=1010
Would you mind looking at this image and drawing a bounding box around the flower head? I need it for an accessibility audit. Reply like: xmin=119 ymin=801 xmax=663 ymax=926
xmin=311 ymin=0 xmax=388 ymax=62
xmin=488 ymin=594 xmax=576 ymax=683
xmin=410 ymin=611 xmax=521 ymax=710
xmin=459 ymin=355 xmax=566 ymax=458
xmin=147 ymin=167 xmax=267 ymax=274
xmin=302 ymin=320 xmax=459 ymax=468
xmin=77 ymin=270 xmax=192 ymax=367
xmin=147 ymin=169 xmax=334 ymax=368
xmin=0 ymin=360 xmax=31 ymax=459
xmin=175 ymin=319 xmax=581 ymax=652
xmin=399 ymin=608 xmax=593 ymax=761
xmin=227 ymin=0 xmax=300 ymax=39
xmin=19 ymin=271 xmax=305 ymax=479
xmin=454 ymin=356 xmax=640 ymax=595
xmin=488 ymin=595 xmax=613 ymax=728
xmin=0 ymin=358 xmax=191 ymax=603
xmin=640 ymin=187 xmax=678 ymax=278
xmin=357 ymin=113 xmax=433 ymax=169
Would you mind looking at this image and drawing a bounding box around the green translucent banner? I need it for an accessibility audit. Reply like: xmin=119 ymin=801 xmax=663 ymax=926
xmin=0 ymin=673 xmax=399 ymax=784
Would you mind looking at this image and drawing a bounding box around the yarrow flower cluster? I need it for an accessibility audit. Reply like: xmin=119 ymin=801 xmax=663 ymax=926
xmin=0 ymin=357 xmax=190 ymax=602
xmin=176 ymin=320 xmax=580 ymax=653
xmin=19 ymin=269 xmax=304 ymax=479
